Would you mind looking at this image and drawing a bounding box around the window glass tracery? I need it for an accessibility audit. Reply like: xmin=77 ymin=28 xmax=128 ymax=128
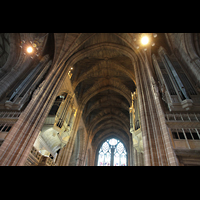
xmin=97 ymin=138 xmax=127 ymax=166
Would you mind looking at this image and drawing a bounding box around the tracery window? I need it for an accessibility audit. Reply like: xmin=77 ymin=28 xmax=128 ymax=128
xmin=97 ymin=138 xmax=127 ymax=166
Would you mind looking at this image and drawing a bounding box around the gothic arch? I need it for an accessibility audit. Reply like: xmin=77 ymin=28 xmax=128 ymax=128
xmin=72 ymin=59 xmax=135 ymax=90
xmin=80 ymin=82 xmax=131 ymax=109
xmin=92 ymin=120 xmax=129 ymax=136
xmin=87 ymin=113 xmax=130 ymax=140
xmin=63 ymin=42 xmax=137 ymax=71
xmin=58 ymin=33 xmax=143 ymax=67
xmin=92 ymin=127 xmax=129 ymax=148
xmin=93 ymin=134 xmax=129 ymax=166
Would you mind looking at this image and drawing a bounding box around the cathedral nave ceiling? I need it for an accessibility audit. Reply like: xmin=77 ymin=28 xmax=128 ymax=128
xmin=62 ymin=33 xmax=138 ymax=147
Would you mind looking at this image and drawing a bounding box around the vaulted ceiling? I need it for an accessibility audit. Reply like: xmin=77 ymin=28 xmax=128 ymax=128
xmin=66 ymin=33 xmax=139 ymax=146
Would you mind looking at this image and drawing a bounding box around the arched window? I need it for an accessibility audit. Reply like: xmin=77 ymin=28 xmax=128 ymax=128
xmin=97 ymin=138 xmax=127 ymax=166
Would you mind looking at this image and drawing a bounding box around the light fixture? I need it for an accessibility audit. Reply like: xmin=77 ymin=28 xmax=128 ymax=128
xmin=20 ymin=40 xmax=37 ymax=58
xmin=19 ymin=33 xmax=49 ymax=59
xmin=71 ymin=67 xmax=73 ymax=70
xmin=141 ymin=36 xmax=149 ymax=45
xmin=133 ymin=33 xmax=157 ymax=51
xmin=27 ymin=46 xmax=33 ymax=53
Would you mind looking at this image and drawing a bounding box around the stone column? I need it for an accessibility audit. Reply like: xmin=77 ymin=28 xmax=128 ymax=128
xmin=134 ymin=59 xmax=152 ymax=166
xmin=76 ymin=128 xmax=86 ymax=166
xmin=134 ymin=53 xmax=178 ymax=166
xmin=133 ymin=147 xmax=137 ymax=166
xmin=141 ymin=152 xmax=144 ymax=166
xmin=129 ymin=137 xmax=133 ymax=166
xmin=131 ymin=144 xmax=135 ymax=166
xmin=0 ymin=49 xmax=71 ymax=165
xmin=137 ymin=151 xmax=140 ymax=166
xmin=76 ymin=153 xmax=84 ymax=166
xmin=137 ymin=152 xmax=144 ymax=166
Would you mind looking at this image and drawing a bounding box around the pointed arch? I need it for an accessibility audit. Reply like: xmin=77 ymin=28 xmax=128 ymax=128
xmin=94 ymin=137 xmax=128 ymax=166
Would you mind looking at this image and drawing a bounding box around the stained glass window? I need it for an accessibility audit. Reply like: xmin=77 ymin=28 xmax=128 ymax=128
xmin=97 ymin=138 xmax=127 ymax=166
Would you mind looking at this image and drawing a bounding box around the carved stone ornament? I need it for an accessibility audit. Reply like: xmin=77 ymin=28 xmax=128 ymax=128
xmin=32 ymin=80 xmax=46 ymax=99
xmin=151 ymin=76 xmax=159 ymax=97
xmin=158 ymin=81 xmax=167 ymax=103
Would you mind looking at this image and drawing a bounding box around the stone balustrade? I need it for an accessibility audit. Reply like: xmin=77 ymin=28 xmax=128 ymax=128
xmin=165 ymin=113 xmax=200 ymax=122
xmin=0 ymin=111 xmax=21 ymax=118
